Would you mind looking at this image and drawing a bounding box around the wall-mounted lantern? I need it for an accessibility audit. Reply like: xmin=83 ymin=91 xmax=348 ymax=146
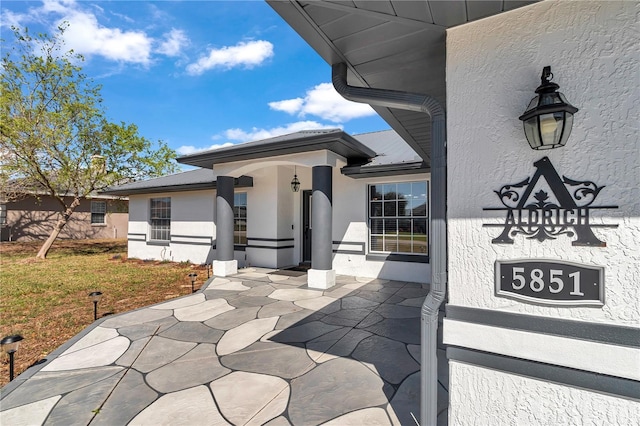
xmin=1 ymin=334 xmax=24 ymax=381
xmin=519 ymin=66 xmax=579 ymax=150
xmin=291 ymin=167 xmax=300 ymax=192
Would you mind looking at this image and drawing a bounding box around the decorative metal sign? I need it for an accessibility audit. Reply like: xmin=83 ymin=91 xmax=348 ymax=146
xmin=483 ymin=157 xmax=617 ymax=246
xmin=495 ymin=259 xmax=604 ymax=306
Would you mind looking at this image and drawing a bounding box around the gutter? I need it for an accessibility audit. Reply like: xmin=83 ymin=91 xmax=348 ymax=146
xmin=333 ymin=63 xmax=447 ymax=426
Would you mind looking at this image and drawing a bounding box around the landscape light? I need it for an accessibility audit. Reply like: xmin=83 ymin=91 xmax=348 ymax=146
xmin=88 ymin=291 xmax=103 ymax=321
xmin=1 ymin=334 xmax=24 ymax=381
xmin=188 ymin=273 xmax=198 ymax=293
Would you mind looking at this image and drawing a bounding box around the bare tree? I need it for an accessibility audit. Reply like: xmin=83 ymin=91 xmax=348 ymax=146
xmin=1 ymin=25 xmax=178 ymax=258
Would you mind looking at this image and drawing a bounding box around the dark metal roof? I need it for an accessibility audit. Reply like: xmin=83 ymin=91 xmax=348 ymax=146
xmin=103 ymin=129 xmax=422 ymax=194
xmin=101 ymin=169 xmax=252 ymax=196
xmin=267 ymin=0 xmax=538 ymax=166
xmin=176 ymin=128 xmax=377 ymax=169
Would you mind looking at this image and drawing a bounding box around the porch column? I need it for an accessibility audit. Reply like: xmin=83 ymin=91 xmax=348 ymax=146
xmin=213 ymin=176 xmax=237 ymax=276
xmin=308 ymin=165 xmax=335 ymax=289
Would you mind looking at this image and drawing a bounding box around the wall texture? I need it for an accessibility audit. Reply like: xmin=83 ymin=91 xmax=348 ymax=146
xmin=447 ymin=0 xmax=639 ymax=325
xmin=125 ymin=164 xmax=430 ymax=283
xmin=446 ymin=1 xmax=639 ymax=422
xmin=449 ymin=361 xmax=639 ymax=426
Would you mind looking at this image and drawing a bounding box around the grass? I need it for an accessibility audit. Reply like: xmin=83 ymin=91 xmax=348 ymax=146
xmin=0 ymin=238 xmax=209 ymax=388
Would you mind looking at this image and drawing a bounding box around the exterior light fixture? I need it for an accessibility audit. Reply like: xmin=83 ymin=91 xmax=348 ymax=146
xmin=519 ymin=66 xmax=579 ymax=150
xmin=1 ymin=334 xmax=24 ymax=381
xmin=291 ymin=167 xmax=300 ymax=193
xmin=188 ymin=272 xmax=198 ymax=293
xmin=88 ymin=291 xmax=103 ymax=321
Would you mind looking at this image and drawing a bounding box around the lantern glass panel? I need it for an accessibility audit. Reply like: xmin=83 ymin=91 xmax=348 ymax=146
xmin=559 ymin=112 xmax=574 ymax=146
xmin=539 ymin=112 xmax=565 ymax=147
xmin=523 ymin=118 xmax=542 ymax=149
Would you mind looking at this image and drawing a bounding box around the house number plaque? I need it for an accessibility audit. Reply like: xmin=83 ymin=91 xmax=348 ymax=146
xmin=495 ymin=259 xmax=604 ymax=306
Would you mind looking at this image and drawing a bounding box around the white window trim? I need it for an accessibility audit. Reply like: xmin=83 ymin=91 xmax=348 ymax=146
xmin=90 ymin=200 xmax=107 ymax=225
xmin=368 ymin=180 xmax=429 ymax=257
xmin=149 ymin=197 xmax=171 ymax=243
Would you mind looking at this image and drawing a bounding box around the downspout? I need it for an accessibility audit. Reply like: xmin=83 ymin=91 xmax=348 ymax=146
xmin=332 ymin=63 xmax=446 ymax=426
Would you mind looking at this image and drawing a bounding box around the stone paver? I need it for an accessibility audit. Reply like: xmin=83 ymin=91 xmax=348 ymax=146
xmin=221 ymin=342 xmax=315 ymax=379
xmin=146 ymin=344 xmax=230 ymax=393
xmin=0 ymin=270 xmax=443 ymax=426
xmin=210 ymin=371 xmax=289 ymax=425
xmin=216 ymin=317 xmax=278 ymax=355
xmin=42 ymin=336 xmax=130 ymax=371
xmin=130 ymin=385 xmax=228 ymax=426
xmin=289 ymin=357 xmax=388 ymax=425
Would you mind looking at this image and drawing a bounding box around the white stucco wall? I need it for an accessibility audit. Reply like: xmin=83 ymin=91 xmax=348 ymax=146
xmin=332 ymin=168 xmax=431 ymax=283
xmin=126 ymin=163 xmax=431 ymax=282
xmin=449 ymin=362 xmax=640 ymax=426
xmin=127 ymin=190 xmax=215 ymax=264
xmin=447 ymin=0 xmax=639 ymax=324
xmin=445 ymin=0 xmax=639 ymax=422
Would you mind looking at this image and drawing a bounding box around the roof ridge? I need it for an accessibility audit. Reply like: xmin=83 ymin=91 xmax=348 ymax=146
xmin=352 ymin=128 xmax=394 ymax=136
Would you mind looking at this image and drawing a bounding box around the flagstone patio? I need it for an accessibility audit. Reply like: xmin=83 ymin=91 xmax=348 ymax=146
xmin=0 ymin=268 xmax=448 ymax=425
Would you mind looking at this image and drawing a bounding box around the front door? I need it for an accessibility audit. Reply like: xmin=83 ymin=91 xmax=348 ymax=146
xmin=302 ymin=190 xmax=312 ymax=263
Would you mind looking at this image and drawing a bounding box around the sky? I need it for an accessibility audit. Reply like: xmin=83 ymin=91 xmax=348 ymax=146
xmin=1 ymin=0 xmax=389 ymax=160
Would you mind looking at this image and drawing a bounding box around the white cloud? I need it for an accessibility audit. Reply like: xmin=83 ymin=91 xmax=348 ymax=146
xmin=157 ymin=29 xmax=188 ymax=57
xmin=269 ymin=83 xmax=376 ymax=123
xmin=0 ymin=10 xmax=26 ymax=28
xmin=176 ymin=142 xmax=235 ymax=156
xmin=60 ymin=10 xmax=153 ymax=65
xmin=223 ymin=120 xmax=339 ymax=143
xmin=268 ymin=98 xmax=304 ymax=115
xmin=186 ymin=40 xmax=274 ymax=75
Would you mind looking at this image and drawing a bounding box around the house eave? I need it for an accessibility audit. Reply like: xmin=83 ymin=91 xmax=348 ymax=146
xmin=176 ymin=131 xmax=376 ymax=169
xmin=101 ymin=176 xmax=254 ymax=196
xmin=341 ymin=161 xmax=429 ymax=179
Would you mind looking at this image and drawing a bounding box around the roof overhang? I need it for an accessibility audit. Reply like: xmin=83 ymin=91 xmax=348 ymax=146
xmin=101 ymin=176 xmax=254 ymax=196
xmin=267 ymin=0 xmax=539 ymax=166
xmin=341 ymin=160 xmax=428 ymax=179
xmin=177 ymin=129 xmax=376 ymax=169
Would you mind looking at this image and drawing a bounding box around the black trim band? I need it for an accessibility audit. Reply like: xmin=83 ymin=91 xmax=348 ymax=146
xmin=248 ymin=245 xmax=295 ymax=250
xmin=446 ymin=305 xmax=640 ymax=349
xmin=366 ymin=253 xmax=429 ymax=263
xmin=247 ymin=237 xmax=294 ymax=242
xmin=146 ymin=240 xmax=169 ymax=246
xmin=332 ymin=241 xmax=366 ymax=255
xmin=448 ymin=346 xmax=640 ymax=401
xmin=171 ymin=234 xmax=212 ymax=240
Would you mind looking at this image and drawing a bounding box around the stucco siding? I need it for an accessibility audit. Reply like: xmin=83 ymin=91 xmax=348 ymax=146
xmin=449 ymin=361 xmax=640 ymax=425
xmin=446 ymin=0 xmax=639 ymax=325
xmin=445 ymin=0 xmax=639 ymax=421
xmin=124 ymin=164 xmax=431 ymax=283
xmin=127 ymin=190 xmax=214 ymax=264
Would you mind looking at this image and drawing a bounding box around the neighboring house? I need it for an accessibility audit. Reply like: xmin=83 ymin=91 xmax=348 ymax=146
xmin=103 ymin=129 xmax=430 ymax=284
xmin=264 ymin=1 xmax=639 ymax=425
xmin=0 ymin=193 xmax=128 ymax=242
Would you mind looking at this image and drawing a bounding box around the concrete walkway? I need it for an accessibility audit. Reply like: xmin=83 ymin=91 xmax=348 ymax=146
xmin=0 ymin=268 xmax=448 ymax=425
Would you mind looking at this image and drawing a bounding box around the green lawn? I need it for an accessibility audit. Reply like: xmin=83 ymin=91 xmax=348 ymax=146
xmin=0 ymin=239 xmax=208 ymax=387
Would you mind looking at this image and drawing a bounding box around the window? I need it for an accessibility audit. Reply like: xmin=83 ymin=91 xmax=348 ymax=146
xmin=91 ymin=201 xmax=106 ymax=224
xmin=0 ymin=203 xmax=6 ymax=226
xmin=150 ymin=197 xmax=171 ymax=241
xmin=234 ymin=193 xmax=247 ymax=245
xmin=369 ymin=181 xmax=428 ymax=255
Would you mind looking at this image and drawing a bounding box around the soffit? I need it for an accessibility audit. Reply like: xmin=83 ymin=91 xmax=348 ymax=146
xmin=268 ymin=0 xmax=538 ymax=164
